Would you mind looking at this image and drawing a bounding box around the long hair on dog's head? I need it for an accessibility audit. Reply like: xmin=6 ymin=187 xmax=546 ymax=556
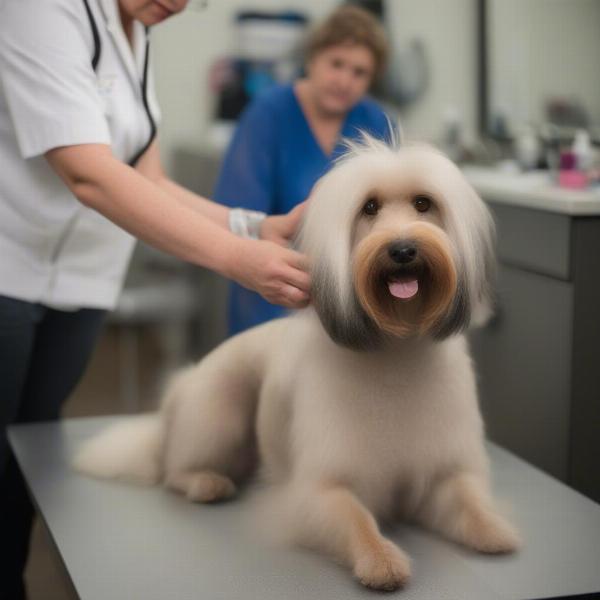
xmin=296 ymin=135 xmax=496 ymax=350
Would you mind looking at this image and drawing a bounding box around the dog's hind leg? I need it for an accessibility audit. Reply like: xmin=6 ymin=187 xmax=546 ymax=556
xmin=416 ymin=471 xmax=521 ymax=553
xmin=160 ymin=333 xmax=264 ymax=503
xmin=285 ymin=483 xmax=411 ymax=591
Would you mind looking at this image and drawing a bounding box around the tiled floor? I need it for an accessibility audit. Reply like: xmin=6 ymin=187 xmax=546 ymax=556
xmin=24 ymin=324 xmax=180 ymax=600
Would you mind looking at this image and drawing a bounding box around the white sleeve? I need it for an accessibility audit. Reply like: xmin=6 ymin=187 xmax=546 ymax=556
xmin=0 ymin=0 xmax=111 ymax=159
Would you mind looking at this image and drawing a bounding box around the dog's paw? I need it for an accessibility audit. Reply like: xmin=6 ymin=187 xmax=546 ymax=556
xmin=353 ymin=540 xmax=411 ymax=592
xmin=185 ymin=472 xmax=237 ymax=503
xmin=462 ymin=511 xmax=521 ymax=554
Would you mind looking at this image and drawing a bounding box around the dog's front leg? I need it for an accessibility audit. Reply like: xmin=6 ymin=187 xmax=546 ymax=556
xmin=295 ymin=483 xmax=411 ymax=591
xmin=417 ymin=471 xmax=521 ymax=553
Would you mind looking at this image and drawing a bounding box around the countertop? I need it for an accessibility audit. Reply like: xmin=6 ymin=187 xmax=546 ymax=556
xmin=462 ymin=165 xmax=600 ymax=216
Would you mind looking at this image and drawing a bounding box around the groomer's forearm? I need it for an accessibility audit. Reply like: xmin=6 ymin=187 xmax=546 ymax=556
xmin=155 ymin=177 xmax=230 ymax=228
xmin=133 ymin=139 xmax=230 ymax=228
xmin=51 ymin=147 xmax=239 ymax=275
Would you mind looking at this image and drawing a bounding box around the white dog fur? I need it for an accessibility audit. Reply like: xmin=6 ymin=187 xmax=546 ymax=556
xmin=75 ymin=138 xmax=520 ymax=591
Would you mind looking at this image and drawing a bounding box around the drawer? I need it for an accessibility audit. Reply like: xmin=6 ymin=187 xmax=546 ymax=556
xmin=485 ymin=202 xmax=571 ymax=280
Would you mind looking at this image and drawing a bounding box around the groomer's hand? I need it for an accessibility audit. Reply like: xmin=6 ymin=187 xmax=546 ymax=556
xmin=260 ymin=201 xmax=308 ymax=247
xmin=227 ymin=238 xmax=310 ymax=309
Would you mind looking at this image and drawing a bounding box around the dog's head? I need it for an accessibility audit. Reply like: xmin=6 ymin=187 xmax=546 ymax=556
xmin=296 ymin=137 xmax=496 ymax=350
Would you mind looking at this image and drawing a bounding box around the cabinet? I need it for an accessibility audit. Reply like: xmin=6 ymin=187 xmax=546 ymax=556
xmin=469 ymin=202 xmax=600 ymax=503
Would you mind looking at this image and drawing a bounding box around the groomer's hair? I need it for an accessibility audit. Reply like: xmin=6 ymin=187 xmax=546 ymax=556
xmin=304 ymin=5 xmax=389 ymax=79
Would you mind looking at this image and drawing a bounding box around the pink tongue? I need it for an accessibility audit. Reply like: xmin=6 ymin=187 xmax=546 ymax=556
xmin=388 ymin=279 xmax=419 ymax=299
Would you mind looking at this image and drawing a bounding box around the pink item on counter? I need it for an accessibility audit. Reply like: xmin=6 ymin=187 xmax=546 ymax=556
xmin=558 ymin=151 xmax=588 ymax=189
xmin=558 ymin=169 xmax=588 ymax=189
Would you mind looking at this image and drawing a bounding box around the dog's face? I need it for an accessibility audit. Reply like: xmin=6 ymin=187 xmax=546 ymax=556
xmin=297 ymin=138 xmax=496 ymax=350
xmin=352 ymin=184 xmax=458 ymax=340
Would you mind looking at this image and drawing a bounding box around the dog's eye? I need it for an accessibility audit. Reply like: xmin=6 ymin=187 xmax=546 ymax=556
xmin=362 ymin=197 xmax=380 ymax=216
xmin=413 ymin=195 xmax=432 ymax=213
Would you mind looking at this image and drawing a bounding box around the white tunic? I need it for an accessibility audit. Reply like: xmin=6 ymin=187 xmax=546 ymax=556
xmin=0 ymin=0 xmax=161 ymax=309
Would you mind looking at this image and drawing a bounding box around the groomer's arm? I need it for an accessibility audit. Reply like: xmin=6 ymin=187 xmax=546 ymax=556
xmin=135 ymin=140 xmax=231 ymax=227
xmin=137 ymin=141 xmax=306 ymax=247
xmin=45 ymin=143 xmax=310 ymax=308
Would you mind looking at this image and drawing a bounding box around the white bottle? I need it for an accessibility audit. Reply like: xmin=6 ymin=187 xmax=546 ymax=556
xmin=514 ymin=126 xmax=540 ymax=171
xmin=572 ymin=129 xmax=593 ymax=172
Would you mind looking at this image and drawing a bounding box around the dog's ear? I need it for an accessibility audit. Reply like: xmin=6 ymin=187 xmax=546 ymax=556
xmin=443 ymin=182 xmax=497 ymax=335
xmin=431 ymin=274 xmax=470 ymax=339
xmin=465 ymin=190 xmax=497 ymax=330
xmin=471 ymin=234 xmax=497 ymax=328
xmin=294 ymin=154 xmax=384 ymax=350
xmin=430 ymin=169 xmax=496 ymax=337
xmin=312 ymin=262 xmax=381 ymax=350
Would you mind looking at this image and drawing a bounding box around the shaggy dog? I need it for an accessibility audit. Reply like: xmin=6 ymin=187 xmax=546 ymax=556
xmin=75 ymin=138 xmax=521 ymax=591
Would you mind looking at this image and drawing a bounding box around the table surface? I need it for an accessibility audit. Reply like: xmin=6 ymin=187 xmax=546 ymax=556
xmin=9 ymin=416 xmax=600 ymax=600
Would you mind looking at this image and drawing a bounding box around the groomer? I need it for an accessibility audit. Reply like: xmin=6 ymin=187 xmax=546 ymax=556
xmin=0 ymin=1 xmax=310 ymax=596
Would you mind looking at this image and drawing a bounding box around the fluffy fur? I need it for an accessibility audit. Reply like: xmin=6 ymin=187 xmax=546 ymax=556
xmin=74 ymin=139 xmax=520 ymax=591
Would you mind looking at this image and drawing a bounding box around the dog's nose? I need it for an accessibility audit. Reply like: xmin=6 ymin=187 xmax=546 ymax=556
xmin=388 ymin=243 xmax=417 ymax=264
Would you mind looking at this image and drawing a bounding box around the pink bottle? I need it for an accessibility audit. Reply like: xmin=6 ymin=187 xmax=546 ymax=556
xmin=558 ymin=151 xmax=588 ymax=189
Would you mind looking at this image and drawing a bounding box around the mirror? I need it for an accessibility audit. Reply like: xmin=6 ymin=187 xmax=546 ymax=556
xmin=480 ymin=0 xmax=600 ymax=143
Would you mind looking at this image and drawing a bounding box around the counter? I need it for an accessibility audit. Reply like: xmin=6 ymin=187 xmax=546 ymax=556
xmin=464 ymin=166 xmax=600 ymax=504
xmin=462 ymin=165 xmax=600 ymax=215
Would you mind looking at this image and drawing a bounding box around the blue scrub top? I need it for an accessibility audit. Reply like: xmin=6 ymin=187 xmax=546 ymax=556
xmin=214 ymin=83 xmax=394 ymax=336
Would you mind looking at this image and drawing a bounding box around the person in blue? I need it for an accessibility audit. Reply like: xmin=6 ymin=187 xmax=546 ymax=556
xmin=215 ymin=5 xmax=395 ymax=335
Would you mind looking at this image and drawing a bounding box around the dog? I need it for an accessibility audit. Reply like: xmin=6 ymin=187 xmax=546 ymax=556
xmin=75 ymin=137 xmax=521 ymax=592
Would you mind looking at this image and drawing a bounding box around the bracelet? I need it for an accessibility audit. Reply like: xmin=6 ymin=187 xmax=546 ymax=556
xmin=229 ymin=208 xmax=267 ymax=240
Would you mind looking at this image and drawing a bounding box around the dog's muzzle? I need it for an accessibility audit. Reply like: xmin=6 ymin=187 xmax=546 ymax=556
xmin=387 ymin=242 xmax=420 ymax=300
xmin=353 ymin=224 xmax=458 ymax=337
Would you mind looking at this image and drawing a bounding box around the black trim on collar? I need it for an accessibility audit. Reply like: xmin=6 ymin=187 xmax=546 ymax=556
xmin=81 ymin=2 xmax=156 ymax=167
xmin=82 ymin=0 xmax=101 ymax=70
xmin=129 ymin=31 xmax=157 ymax=167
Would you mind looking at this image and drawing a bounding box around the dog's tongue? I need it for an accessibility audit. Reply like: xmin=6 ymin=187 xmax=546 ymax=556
xmin=388 ymin=279 xmax=419 ymax=299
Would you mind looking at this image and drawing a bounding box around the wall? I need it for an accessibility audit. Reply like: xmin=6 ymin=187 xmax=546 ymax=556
xmin=488 ymin=0 xmax=600 ymax=136
xmin=151 ymin=0 xmax=479 ymax=174
xmin=386 ymin=0 xmax=478 ymax=145
xmin=152 ymin=0 xmax=339 ymax=173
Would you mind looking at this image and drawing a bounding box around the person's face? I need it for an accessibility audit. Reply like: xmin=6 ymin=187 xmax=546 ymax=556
xmin=118 ymin=0 xmax=188 ymax=27
xmin=307 ymin=43 xmax=376 ymax=116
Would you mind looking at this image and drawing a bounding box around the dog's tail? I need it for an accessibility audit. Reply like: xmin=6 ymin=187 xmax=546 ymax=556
xmin=73 ymin=414 xmax=164 ymax=485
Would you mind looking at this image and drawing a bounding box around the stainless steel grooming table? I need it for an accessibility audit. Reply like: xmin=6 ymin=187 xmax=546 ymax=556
xmin=8 ymin=416 xmax=600 ymax=600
